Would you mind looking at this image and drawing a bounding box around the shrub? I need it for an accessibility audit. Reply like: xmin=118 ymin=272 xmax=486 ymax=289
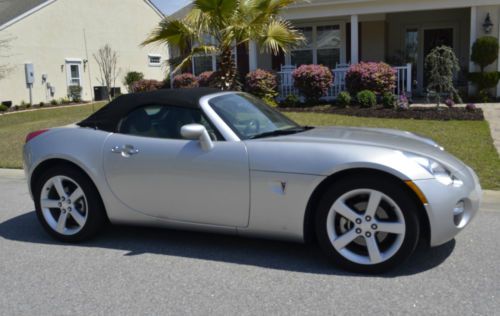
xmin=1 ymin=101 xmax=12 ymax=108
xmin=68 ymin=86 xmax=82 ymax=102
xmin=466 ymin=103 xmax=477 ymax=111
xmin=21 ymin=101 xmax=31 ymax=108
xmin=356 ymin=90 xmax=377 ymax=108
xmin=381 ymin=92 xmax=397 ymax=109
xmin=132 ymin=79 xmax=163 ymax=92
xmin=173 ymin=73 xmax=198 ymax=89
xmin=292 ymin=64 xmax=333 ymax=103
xmin=197 ymin=71 xmax=214 ymax=87
xmin=39 ymin=102 xmax=45 ymax=107
xmin=336 ymin=91 xmax=351 ymax=107
xmin=346 ymin=62 xmax=396 ymax=95
xmin=0 ymin=104 xmax=7 ymax=112
xmin=467 ymin=72 xmax=500 ymax=92
xmin=280 ymin=94 xmax=300 ymax=107
xmin=471 ymin=36 xmax=499 ymax=72
xmin=123 ymin=71 xmax=144 ymax=92
xmin=397 ymin=94 xmax=410 ymax=111
xmin=50 ymin=99 xmax=58 ymax=106
xmin=444 ymin=98 xmax=454 ymax=108
xmin=245 ymin=69 xmax=278 ymax=100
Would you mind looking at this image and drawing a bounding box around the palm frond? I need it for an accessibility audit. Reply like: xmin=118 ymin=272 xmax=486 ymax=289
xmin=142 ymin=19 xmax=196 ymax=53
xmin=259 ymin=18 xmax=304 ymax=54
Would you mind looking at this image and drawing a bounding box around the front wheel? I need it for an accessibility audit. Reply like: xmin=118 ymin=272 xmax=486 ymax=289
xmin=33 ymin=165 xmax=106 ymax=242
xmin=315 ymin=176 xmax=420 ymax=273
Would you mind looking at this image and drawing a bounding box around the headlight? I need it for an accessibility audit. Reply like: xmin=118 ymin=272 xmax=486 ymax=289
xmin=405 ymin=153 xmax=463 ymax=187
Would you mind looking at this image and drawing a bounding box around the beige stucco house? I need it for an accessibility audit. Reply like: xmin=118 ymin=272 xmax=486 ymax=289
xmin=174 ymin=0 xmax=500 ymax=98
xmin=0 ymin=0 xmax=168 ymax=105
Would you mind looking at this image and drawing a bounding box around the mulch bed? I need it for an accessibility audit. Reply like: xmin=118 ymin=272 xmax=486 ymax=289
xmin=279 ymin=106 xmax=485 ymax=121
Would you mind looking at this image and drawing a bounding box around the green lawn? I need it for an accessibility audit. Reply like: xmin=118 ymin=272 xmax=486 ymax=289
xmin=0 ymin=103 xmax=499 ymax=189
xmin=0 ymin=103 xmax=105 ymax=169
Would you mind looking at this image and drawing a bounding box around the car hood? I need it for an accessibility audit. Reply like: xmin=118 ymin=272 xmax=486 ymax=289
xmin=270 ymin=126 xmax=467 ymax=171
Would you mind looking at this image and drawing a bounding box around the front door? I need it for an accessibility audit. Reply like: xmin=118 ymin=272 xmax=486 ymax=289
xmin=102 ymin=104 xmax=250 ymax=227
xmin=423 ymin=28 xmax=454 ymax=88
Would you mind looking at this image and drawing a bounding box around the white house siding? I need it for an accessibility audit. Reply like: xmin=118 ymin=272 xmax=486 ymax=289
xmin=0 ymin=0 xmax=166 ymax=105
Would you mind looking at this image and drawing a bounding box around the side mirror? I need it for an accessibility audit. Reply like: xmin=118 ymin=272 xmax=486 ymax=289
xmin=180 ymin=124 xmax=214 ymax=151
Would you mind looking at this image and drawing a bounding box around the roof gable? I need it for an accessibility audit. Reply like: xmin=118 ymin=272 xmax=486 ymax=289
xmin=0 ymin=0 xmax=164 ymax=31
xmin=0 ymin=0 xmax=49 ymax=27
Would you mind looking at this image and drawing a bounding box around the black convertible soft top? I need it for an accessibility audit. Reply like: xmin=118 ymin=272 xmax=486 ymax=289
xmin=78 ymin=88 xmax=221 ymax=132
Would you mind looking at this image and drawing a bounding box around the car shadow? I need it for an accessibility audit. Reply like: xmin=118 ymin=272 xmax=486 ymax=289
xmin=0 ymin=211 xmax=455 ymax=277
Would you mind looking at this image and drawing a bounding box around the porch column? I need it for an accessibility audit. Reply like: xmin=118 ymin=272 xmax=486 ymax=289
xmin=249 ymin=40 xmax=258 ymax=71
xmin=469 ymin=6 xmax=477 ymax=96
xmin=350 ymin=15 xmax=359 ymax=64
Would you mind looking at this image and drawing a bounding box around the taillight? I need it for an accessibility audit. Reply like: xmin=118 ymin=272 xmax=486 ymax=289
xmin=25 ymin=129 xmax=49 ymax=143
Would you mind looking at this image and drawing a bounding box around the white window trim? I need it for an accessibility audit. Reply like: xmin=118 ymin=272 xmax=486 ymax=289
xmin=65 ymin=59 xmax=83 ymax=87
xmin=148 ymin=54 xmax=162 ymax=67
xmin=286 ymin=21 xmax=346 ymax=68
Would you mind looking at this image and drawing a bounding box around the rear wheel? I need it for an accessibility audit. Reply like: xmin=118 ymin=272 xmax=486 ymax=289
xmin=315 ymin=176 xmax=420 ymax=273
xmin=34 ymin=165 xmax=106 ymax=242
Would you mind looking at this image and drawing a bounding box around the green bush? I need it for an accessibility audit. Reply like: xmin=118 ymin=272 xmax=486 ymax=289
xmin=467 ymin=72 xmax=500 ymax=92
xmin=124 ymin=71 xmax=145 ymax=92
xmin=381 ymin=92 xmax=397 ymax=109
xmin=50 ymin=99 xmax=58 ymax=106
xmin=0 ymin=104 xmax=8 ymax=112
xmin=280 ymin=94 xmax=300 ymax=107
xmin=68 ymin=86 xmax=82 ymax=102
xmin=39 ymin=102 xmax=45 ymax=107
xmin=356 ymin=90 xmax=377 ymax=108
xmin=471 ymin=36 xmax=499 ymax=71
xmin=336 ymin=91 xmax=351 ymax=107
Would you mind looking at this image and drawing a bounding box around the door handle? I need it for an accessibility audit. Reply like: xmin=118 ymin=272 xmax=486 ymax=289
xmin=111 ymin=145 xmax=139 ymax=156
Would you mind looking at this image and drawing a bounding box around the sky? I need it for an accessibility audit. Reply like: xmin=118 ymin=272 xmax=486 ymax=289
xmin=151 ymin=0 xmax=191 ymax=16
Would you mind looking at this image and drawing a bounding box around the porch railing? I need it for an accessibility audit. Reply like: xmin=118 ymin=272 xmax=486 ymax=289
xmin=277 ymin=63 xmax=412 ymax=100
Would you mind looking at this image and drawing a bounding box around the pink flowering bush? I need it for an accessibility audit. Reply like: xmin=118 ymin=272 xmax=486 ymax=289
xmin=245 ymin=69 xmax=278 ymax=99
xmin=132 ymin=79 xmax=163 ymax=92
xmin=345 ymin=62 xmax=396 ymax=95
xmin=173 ymin=73 xmax=199 ymax=89
xmin=197 ymin=71 xmax=214 ymax=87
xmin=292 ymin=64 xmax=333 ymax=102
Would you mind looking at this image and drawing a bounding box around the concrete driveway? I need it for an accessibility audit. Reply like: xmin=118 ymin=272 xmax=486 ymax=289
xmin=0 ymin=169 xmax=499 ymax=315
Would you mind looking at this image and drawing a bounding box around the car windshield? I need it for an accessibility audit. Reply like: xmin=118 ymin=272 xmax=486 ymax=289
xmin=208 ymin=93 xmax=306 ymax=139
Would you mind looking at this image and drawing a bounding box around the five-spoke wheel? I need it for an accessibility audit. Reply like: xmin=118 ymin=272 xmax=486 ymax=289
xmin=316 ymin=175 xmax=420 ymax=273
xmin=34 ymin=165 xmax=106 ymax=242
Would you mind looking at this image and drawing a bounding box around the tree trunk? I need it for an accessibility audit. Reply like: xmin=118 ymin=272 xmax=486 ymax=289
xmin=214 ymin=48 xmax=240 ymax=90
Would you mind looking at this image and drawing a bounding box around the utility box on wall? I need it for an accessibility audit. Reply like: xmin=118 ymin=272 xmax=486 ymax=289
xmin=24 ymin=63 xmax=35 ymax=85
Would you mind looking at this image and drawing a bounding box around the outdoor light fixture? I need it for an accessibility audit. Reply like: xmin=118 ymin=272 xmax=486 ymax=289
xmin=483 ymin=13 xmax=493 ymax=34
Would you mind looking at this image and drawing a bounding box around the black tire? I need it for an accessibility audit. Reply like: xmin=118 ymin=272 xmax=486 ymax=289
xmin=315 ymin=175 xmax=420 ymax=274
xmin=33 ymin=164 xmax=106 ymax=242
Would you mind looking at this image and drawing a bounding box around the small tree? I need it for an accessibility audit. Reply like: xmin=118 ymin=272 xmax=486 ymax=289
xmin=469 ymin=36 xmax=500 ymax=101
xmin=94 ymin=44 xmax=121 ymax=100
xmin=471 ymin=36 xmax=499 ymax=72
xmin=123 ymin=71 xmax=144 ymax=92
xmin=425 ymin=46 xmax=462 ymax=107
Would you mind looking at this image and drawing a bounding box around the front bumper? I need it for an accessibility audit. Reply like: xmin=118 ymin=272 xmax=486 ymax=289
xmin=414 ymin=167 xmax=482 ymax=247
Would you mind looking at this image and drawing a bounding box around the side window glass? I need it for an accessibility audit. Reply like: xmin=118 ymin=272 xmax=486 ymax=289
xmin=118 ymin=105 xmax=222 ymax=140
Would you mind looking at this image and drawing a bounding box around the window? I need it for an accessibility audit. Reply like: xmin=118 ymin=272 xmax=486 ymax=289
xmin=118 ymin=105 xmax=221 ymax=140
xmin=290 ymin=24 xmax=342 ymax=69
xmin=316 ymin=25 xmax=341 ymax=69
xmin=405 ymin=28 xmax=418 ymax=83
xmin=192 ymin=55 xmax=213 ymax=75
xmin=291 ymin=27 xmax=313 ymax=66
xmin=148 ymin=54 xmax=162 ymax=66
xmin=65 ymin=60 xmax=82 ymax=87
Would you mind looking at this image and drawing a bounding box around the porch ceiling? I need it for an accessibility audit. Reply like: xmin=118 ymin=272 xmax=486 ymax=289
xmin=284 ymin=0 xmax=500 ymax=20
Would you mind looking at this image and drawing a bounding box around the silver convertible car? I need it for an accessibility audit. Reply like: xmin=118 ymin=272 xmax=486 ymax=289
xmin=23 ymin=88 xmax=481 ymax=273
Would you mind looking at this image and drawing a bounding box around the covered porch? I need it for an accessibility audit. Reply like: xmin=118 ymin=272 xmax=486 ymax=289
xmin=243 ymin=1 xmax=500 ymax=99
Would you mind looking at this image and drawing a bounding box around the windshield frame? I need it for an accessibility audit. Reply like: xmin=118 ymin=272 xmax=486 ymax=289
xmin=204 ymin=92 xmax=302 ymax=140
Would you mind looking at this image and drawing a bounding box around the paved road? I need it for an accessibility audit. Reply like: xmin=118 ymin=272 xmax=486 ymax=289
xmin=1 ymin=170 xmax=499 ymax=315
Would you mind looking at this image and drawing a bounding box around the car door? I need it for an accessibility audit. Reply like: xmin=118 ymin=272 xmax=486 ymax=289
xmin=102 ymin=104 xmax=250 ymax=227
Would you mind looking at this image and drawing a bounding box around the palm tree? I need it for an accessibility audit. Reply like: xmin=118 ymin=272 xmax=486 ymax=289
xmin=142 ymin=0 xmax=304 ymax=90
